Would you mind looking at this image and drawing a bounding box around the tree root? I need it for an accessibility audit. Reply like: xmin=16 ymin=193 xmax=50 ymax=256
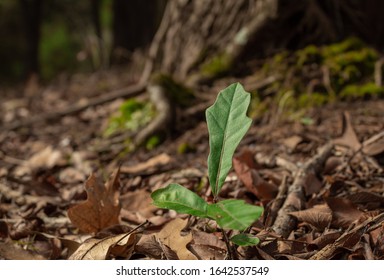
xmin=271 ymin=143 xmax=334 ymax=237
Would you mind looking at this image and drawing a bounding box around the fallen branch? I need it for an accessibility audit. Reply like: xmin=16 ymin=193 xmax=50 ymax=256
xmin=271 ymin=143 xmax=334 ymax=237
xmin=3 ymin=82 xmax=146 ymax=131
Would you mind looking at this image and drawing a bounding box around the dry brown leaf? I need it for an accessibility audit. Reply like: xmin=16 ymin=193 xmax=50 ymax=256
xmin=156 ymin=218 xmax=197 ymax=260
xmin=323 ymin=156 xmax=343 ymax=174
xmin=304 ymin=172 xmax=322 ymax=196
xmin=290 ymin=204 xmax=332 ymax=231
xmin=0 ymin=241 xmax=46 ymax=260
xmin=189 ymin=230 xmax=226 ymax=260
xmin=67 ymin=169 xmax=121 ymax=234
xmin=37 ymin=232 xmax=81 ymax=258
xmin=333 ymin=112 xmax=361 ymax=151
xmin=69 ymin=232 xmax=137 ymax=260
xmin=236 ymin=148 xmax=257 ymax=169
xmin=307 ymin=230 xmax=341 ymax=251
xmin=135 ymin=234 xmax=179 ymax=260
xmin=120 ymin=153 xmax=171 ymax=174
xmin=120 ymin=189 xmax=157 ymax=219
xmin=347 ymin=191 xmax=384 ymax=206
xmin=282 ymin=135 xmax=303 ymax=151
xmin=362 ymin=130 xmax=384 ymax=156
xmin=27 ymin=146 xmax=64 ymax=172
xmin=233 ymin=157 xmax=277 ymax=200
xmin=326 ymin=197 xmax=365 ymax=228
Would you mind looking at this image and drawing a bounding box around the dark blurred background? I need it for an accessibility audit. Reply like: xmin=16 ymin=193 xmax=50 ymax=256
xmin=1 ymin=0 xmax=384 ymax=86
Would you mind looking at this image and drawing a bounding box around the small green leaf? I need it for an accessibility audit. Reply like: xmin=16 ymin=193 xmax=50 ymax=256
xmin=206 ymin=83 xmax=252 ymax=196
xmin=207 ymin=199 xmax=263 ymax=230
xmin=231 ymin=233 xmax=260 ymax=246
xmin=151 ymin=184 xmax=208 ymax=218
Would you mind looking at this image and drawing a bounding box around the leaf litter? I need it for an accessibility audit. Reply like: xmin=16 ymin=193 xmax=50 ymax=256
xmin=0 ymin=78 xmax=384 ymax=260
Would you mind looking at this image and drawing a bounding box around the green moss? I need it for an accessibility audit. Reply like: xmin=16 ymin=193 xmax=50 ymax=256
xmin=340 ymin=83 xmax=384 ymax=100
xmin=200 ymin=53 xmax=232 ymax=78
xmin=104 ymin=98 xmax=154 ymax=137
xmin=297 ymin=92 xmax=331 ymax=108
xmin=145 ymin=135 xmax=161 ymax=150
xmin=150 ymin=73 xmax=196 ymax=107
xmin=296 ymin=45 xmax=322 ymax=67
xmin=177 ymin=142 xmax=196 ymax=154
xmin=253 ymin=37 xmax=381 ymax=117
xmin=321 ymin=37 xmax=365 ymax=58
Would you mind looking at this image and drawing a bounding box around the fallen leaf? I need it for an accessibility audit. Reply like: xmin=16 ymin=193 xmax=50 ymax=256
xmin=0 ymin=241 xmax=45 ymax=260
xmin=323 ymin=156 xmax=343 ymax=174
xmin=188 ymin=230 xmax=226 ymax=260
xmin=282 ymin=135 xmax=303 ymax=151
xmin=156 ymin=218 xmax=197 ymax=260
xmin=290 ymin=204 xmax=332 ymax=231
xmin=307 ymin=230 xmax=342 ymax=251
xmin=27 ymin=146 xmax=64 ymax=172
xmin=326 ymin=197 xmax=364 ymax=228
xmin=362 ymin=130 xmax=384 ymax=156
xmin=37 ymin=232 xmax=81 ymax=258
xmin=233 ymin=157 xmax=277 ymax=200
xmin=236 ymin=148 xmax=257 ymax=169
xmin=120 ymin=189 xmax=157 ymax=219
xmin=304 ymin=172 xmax=322 ymax=196
xmin=347 ymin=191 xmax=384 ymax=206
xmin=67 ymin=169 xmax=121 ymax=233
xmin=69 ymin=232 xmax=138 ymax=260
xmin=120 ymin=153 xmax=171 ymax=174
xmin=333 ymin=112 xmax=361 ymax=151
xmin=135 ymin=234 xmax=179 ymax=260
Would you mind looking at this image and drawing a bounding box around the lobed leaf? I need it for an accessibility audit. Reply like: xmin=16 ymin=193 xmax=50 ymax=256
xmin=151 ymin=184 xmax=208 ymax=218
xmin=67 ymin=169 xmax=121 ymax=234
xmin=207 ymin=199 xmax=263 ymax=230
xmin=206 ymin=83 xmax=252 ymax=196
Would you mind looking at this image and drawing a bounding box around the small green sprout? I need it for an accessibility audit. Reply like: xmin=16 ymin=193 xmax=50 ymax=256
xmin=151 ymin=83 xmax=263 ymax=247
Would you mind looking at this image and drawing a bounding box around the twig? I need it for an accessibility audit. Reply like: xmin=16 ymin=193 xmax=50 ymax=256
xmin=265 ymin=175 xmax=288 ymax=227
xmin=271 ymin=143 xmax=333 ymax=237
xmin=3 ymin=83 xmax=146 ymax=131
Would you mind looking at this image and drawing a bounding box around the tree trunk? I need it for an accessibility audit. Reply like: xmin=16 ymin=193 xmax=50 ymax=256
xmin=151 ymin=0 xmax=278 ymax=84
xmin=145 ymin=0 xmax=382 ymax=86
xmin=112 ymin=0 xmax=165 ymax=63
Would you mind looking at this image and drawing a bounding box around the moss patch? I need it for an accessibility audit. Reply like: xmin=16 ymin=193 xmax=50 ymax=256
xmin=249 ymin=37 xmax=382 ymax=119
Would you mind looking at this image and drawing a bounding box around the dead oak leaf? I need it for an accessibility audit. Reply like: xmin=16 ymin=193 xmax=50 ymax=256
xmin=68 ymin=169 xmax=121 ymax=234
xmin=326 ymin=197 xmax=364 ymax=228
xmin=189 ymin=230 xmax=226 ymax=260
xmin=233 ymin=157 xmax=277 ymax=200
xmin=333 ymin=112 xmax=361 ymax=152
xmin=156 ymin=218 xmax=197 ymax=260
xmin=69 ymin=232 xmax=138 ymax=260
xmin=289 ymin=204 xmax=332 ymax=231
xmin=135 ymin=234 xmax=179 ymax=260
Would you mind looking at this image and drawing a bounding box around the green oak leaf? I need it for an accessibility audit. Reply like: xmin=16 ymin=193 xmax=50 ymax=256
xmin=206 ymin=83 xmax=252 ymax=196
xmin=231 ymin=233 xmax=260 ymax=246
xmin=207 ymin=199 xmax=263 ymax=230
xmin=151 ymin=183 xmax=208 ymax=218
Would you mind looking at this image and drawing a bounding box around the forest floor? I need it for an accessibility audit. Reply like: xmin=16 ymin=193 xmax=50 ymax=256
xmin=0 ymin=70 xmax=383 ymax=260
